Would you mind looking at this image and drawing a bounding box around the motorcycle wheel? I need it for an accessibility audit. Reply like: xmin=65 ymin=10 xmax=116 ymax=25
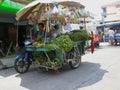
xmin=14 ymin=58 xmax=30 ymax=74
xmin=69 ymin=50 xmax=81 ymax=69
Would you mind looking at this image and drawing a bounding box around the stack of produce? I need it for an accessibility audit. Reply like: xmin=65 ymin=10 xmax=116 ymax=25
xmin=68 ymin=30 xmax=91 ymax=41
xmin=34 ymin=51 xmax=62 ymax=70
xmin=54 ymin=34 xmax=73 ymax=52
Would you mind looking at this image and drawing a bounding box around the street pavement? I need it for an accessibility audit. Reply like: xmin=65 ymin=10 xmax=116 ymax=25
xmin=0 ymin=42 xmax=120 ymax=90
xmin=0 ymin=54 xmax=16 ymax=69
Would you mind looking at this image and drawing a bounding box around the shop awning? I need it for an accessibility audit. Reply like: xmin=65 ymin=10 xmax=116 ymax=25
xmin=0 ymin=0 xmax=24 ymax=23
xmin=0 ymin=0 xmax=24 ymax=12
xmin=0 ymin=12 xmax=28 ymax=25
xmin=97 ymin=21 xmax=120 ymax=27
xmin=104 ymin=21 xmax=120 ymax=26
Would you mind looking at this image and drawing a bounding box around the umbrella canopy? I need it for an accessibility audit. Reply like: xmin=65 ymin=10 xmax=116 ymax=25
xmin=16 ymin=0 xmax=84 ymax=21
xmin=60 ymin=1 xmax=84 ymax=8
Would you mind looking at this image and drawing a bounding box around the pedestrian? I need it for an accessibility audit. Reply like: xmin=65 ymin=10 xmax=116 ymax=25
xmin=103 ymin=34 xmax=105 ymax=42
xmin=114 ymin=27 xmax=120 ymax=45
xmin=107 ymin=27 xmax=115 ymax=45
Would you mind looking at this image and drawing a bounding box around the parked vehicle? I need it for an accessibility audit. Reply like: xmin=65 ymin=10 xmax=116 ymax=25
xmin=114 ymin=32 xmax=120 ymax=45
xmin=14 ymin=0 xmax=92 ymax=74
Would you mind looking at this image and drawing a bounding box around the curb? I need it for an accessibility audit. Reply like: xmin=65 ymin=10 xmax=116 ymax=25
xmin=0 ymin=60 xmax=8 ymax=70
xmin=0 ymin=55 xmax=15 ymax=70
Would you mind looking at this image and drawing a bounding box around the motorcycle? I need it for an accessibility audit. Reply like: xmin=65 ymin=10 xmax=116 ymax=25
xmin=14 ymin=39 xmax=35 ymax=73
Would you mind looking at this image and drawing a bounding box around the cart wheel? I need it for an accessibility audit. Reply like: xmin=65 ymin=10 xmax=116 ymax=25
xmin=69 ymin=51 xmax=81 ymax=69
xmin=14 ymin=58 xmax=30 ymax=74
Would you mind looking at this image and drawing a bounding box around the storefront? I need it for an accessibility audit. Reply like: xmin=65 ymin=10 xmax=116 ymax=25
xmin=0 ymin=0 xmax=24 ymax=56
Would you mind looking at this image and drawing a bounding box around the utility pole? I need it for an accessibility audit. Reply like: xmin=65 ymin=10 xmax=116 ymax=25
xmin=101 ymin=8 xmax=106 ymax=32
xmin=101 ymin=14 xmax=105 ymax=32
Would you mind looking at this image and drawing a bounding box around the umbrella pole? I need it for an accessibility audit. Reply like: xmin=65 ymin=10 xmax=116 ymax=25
xmin=58 ymin=20 xmax=62 ymax=34
xmin=30 ymin=27 xmax=32 ymax=40
xmin=16 ymin=22 xmax=19 ymax=46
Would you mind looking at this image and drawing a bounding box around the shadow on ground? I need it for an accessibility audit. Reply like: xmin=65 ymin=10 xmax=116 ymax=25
xmin=0 ymin=68 xmax=16 ymax=77
xmin=15 ymin=62 xmax=108 ymax=90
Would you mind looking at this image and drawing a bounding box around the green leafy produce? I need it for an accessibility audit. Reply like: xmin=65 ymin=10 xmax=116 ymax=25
xmin=69 ymin=30 xmax=91 ymax=41
xmin=54 ymin=35 xmax=73 ymax=52
xmin=34 ymin=52 xmax=47 ymax=65
xmin=35 ymin=56 xmax=62 ymax=69
xmin=44 ymin=58 xmax=62 ymax=68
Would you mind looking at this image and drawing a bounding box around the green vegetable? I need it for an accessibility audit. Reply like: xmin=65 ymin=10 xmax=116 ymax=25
xmin=69 ymin=30 xmax=91 ymax=41
xmin=54 ymin=35 xmax=73 ymax=52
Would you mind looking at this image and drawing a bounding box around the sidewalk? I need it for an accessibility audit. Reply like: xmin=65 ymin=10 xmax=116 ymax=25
xmin=0 ymin=54 xmax=16 ymax=69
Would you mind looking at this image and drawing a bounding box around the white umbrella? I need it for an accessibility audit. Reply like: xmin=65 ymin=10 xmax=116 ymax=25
xmin=16 ymin=0 xmax=84 ymax=21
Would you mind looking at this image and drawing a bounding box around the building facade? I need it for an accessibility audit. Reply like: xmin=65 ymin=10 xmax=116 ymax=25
xmin=101 ymin=1 xmax=120 ymax=22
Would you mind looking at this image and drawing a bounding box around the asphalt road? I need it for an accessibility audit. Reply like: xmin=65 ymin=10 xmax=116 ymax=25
xmin=0 ymin=42 xmax=120 ymax=90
